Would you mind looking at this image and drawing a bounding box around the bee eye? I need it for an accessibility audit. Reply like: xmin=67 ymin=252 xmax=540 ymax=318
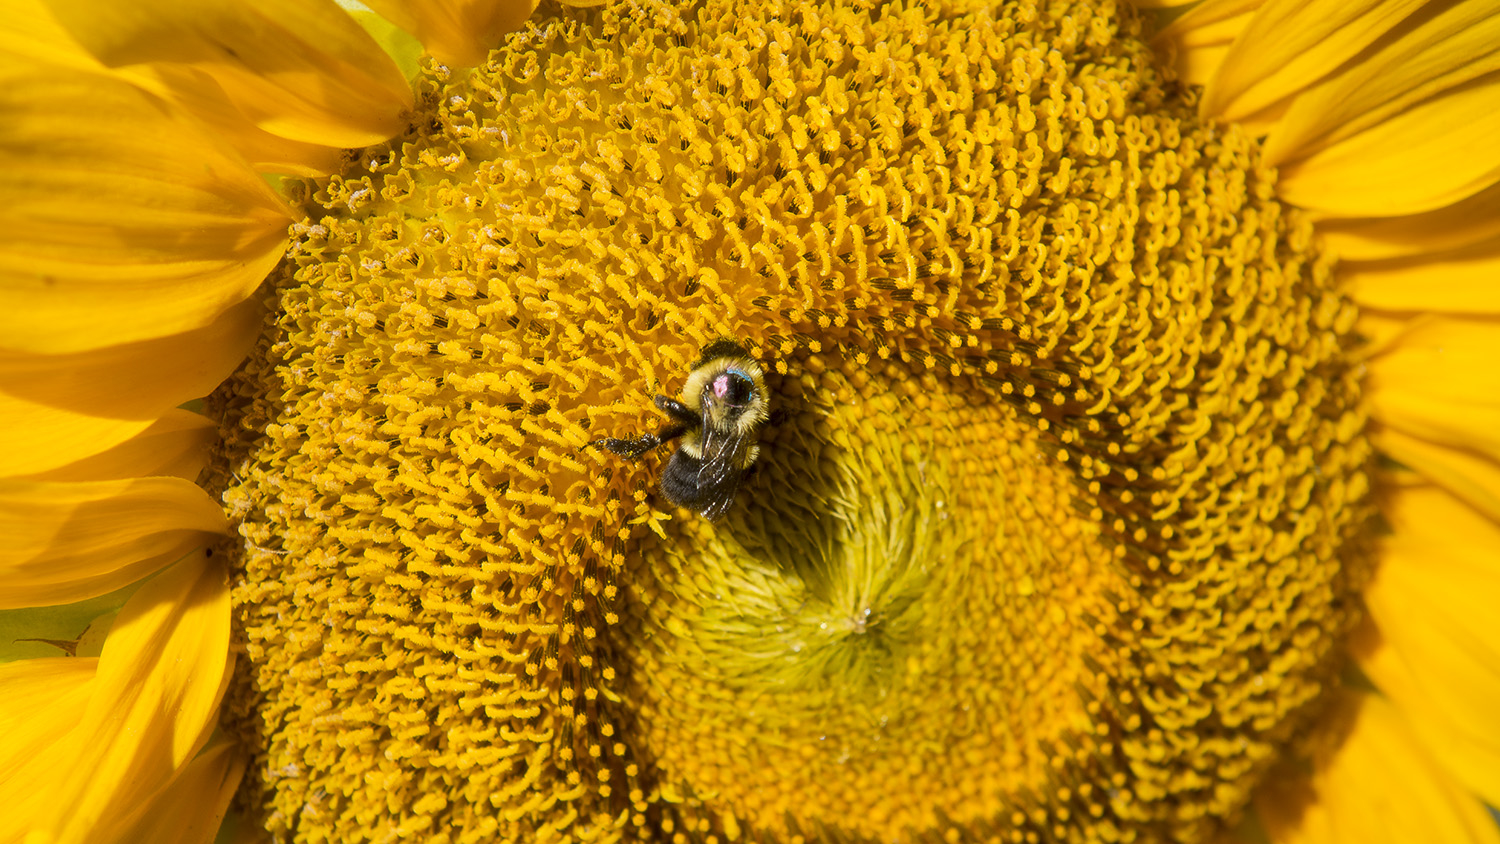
xmin=713 ymin=372 xmax=755 ymax=405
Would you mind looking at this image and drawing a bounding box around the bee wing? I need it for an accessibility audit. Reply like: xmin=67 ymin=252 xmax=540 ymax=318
xmin=689 ymin=422 xmax=748 ymax=520
xmin=695 ymin=421 xmax=745 ymax=489
xmin=695 ymin=474 xmax=740 ymax=521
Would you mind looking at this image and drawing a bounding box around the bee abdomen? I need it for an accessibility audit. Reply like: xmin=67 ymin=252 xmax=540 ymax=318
xmin=660 ymin=449 xmax=742 ymax=521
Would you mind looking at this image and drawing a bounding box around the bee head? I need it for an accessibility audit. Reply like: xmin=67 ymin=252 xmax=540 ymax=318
xmin=679 ymin=344 xmax=769 ymax=435
xmin=711 ymin=370 xmax=757 ymax=408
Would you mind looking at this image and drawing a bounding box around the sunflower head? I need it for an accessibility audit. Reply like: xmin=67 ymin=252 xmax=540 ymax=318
xmin=209 ymin=0 xmax=1376 ymax=840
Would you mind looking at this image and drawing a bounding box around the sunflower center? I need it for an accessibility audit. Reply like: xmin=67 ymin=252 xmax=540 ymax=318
xmin=626 ymin=360 xmax=1125 ymax=835
xmin=212 ymin=0 xmax=1375 ymax=841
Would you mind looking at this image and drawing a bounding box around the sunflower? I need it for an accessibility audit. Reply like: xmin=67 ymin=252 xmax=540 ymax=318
xmin=2 ymin=0 xmax=1497 ymax=841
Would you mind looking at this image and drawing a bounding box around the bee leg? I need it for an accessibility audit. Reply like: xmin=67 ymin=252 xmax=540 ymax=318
xmin=591 ymin=435 xmax=661 ymax=460
xmin=591 ymin=424 xmax=687 ymax=461
xmin=653 ymin=395 xmax=701 ymax=427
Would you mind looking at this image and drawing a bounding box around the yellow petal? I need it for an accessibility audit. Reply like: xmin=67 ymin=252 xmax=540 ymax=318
xmin=335 ymin=2 xmax=424 ymax=82
xmin=1276 ymin=78 xmax=1500 ymax=217
xmin=0 ymin=477 xmax=228 ymax=609
xmin=1367 ymin=315 xmax=1500 ymax=452
xmin=1153 ymin=0 xmax=1260 ymax=89
xmin=1256 ymin=691 xmax=1500 ymax=844
xmin=0 ymin=657 xmax=96 ymax=759
xmin=0 ymin=0 xmax=97 ymax=70
xmin=1 ymin=0 xmax=363 ymax=178
xmin=0 ymin=66 xmax=290 ymax=354
xmin=1344 ymin=241 xmax=1500 ymax=314
xmin=1317 ymin=181 xmax=1500 ymax=261
xmin=40 ymin=0 xmax=414 ymax=149
xmin=1263 ymin=2 xmax=1500 ymax=166
xmin=0 ymin=297 xmax=262 ymax=476
xmin=123 ymin=64 xmax=349 ymax=177
xmin=0 ymin=657 xmax=98 ymax=834
xmin=1200 ymin=0 xmax=1427 ymax=123
xmin=1374 ymin=427 xmax=1500 ymax=523
xmin=41 ymin=552 xmax=234 ymax=844
xmin=1171 ymin=42 xmax=1231 ymax=89
xmin=1366 ymin=315 xmax=1500 ymax=520
xmin=1357 ymin=629 xmax=1500 ymax=814
xmin=21 ymin=409 xmax=217 ymax=483
xmin=1352 ymin=484 xmax=1500 ymax=806
xmin=113 ymin=737 xmax=246 ymax=844
xmin=1156 ymin=0 xmax=1267 ymax=31
xmin=360 ymin=0 xmax=539 ymax=69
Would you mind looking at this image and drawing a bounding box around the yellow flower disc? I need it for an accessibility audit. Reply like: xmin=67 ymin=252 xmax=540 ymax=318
xmin=214 ymin=0 xmax=1376 ymax=841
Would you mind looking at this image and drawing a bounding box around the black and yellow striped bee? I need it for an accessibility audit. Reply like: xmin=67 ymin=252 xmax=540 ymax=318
xmin=593 ymin=340 xmax=770 ymax=521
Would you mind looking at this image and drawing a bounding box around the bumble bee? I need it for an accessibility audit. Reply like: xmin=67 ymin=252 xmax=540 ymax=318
xmin=592 ymin=340 xmax=770 ymax=521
